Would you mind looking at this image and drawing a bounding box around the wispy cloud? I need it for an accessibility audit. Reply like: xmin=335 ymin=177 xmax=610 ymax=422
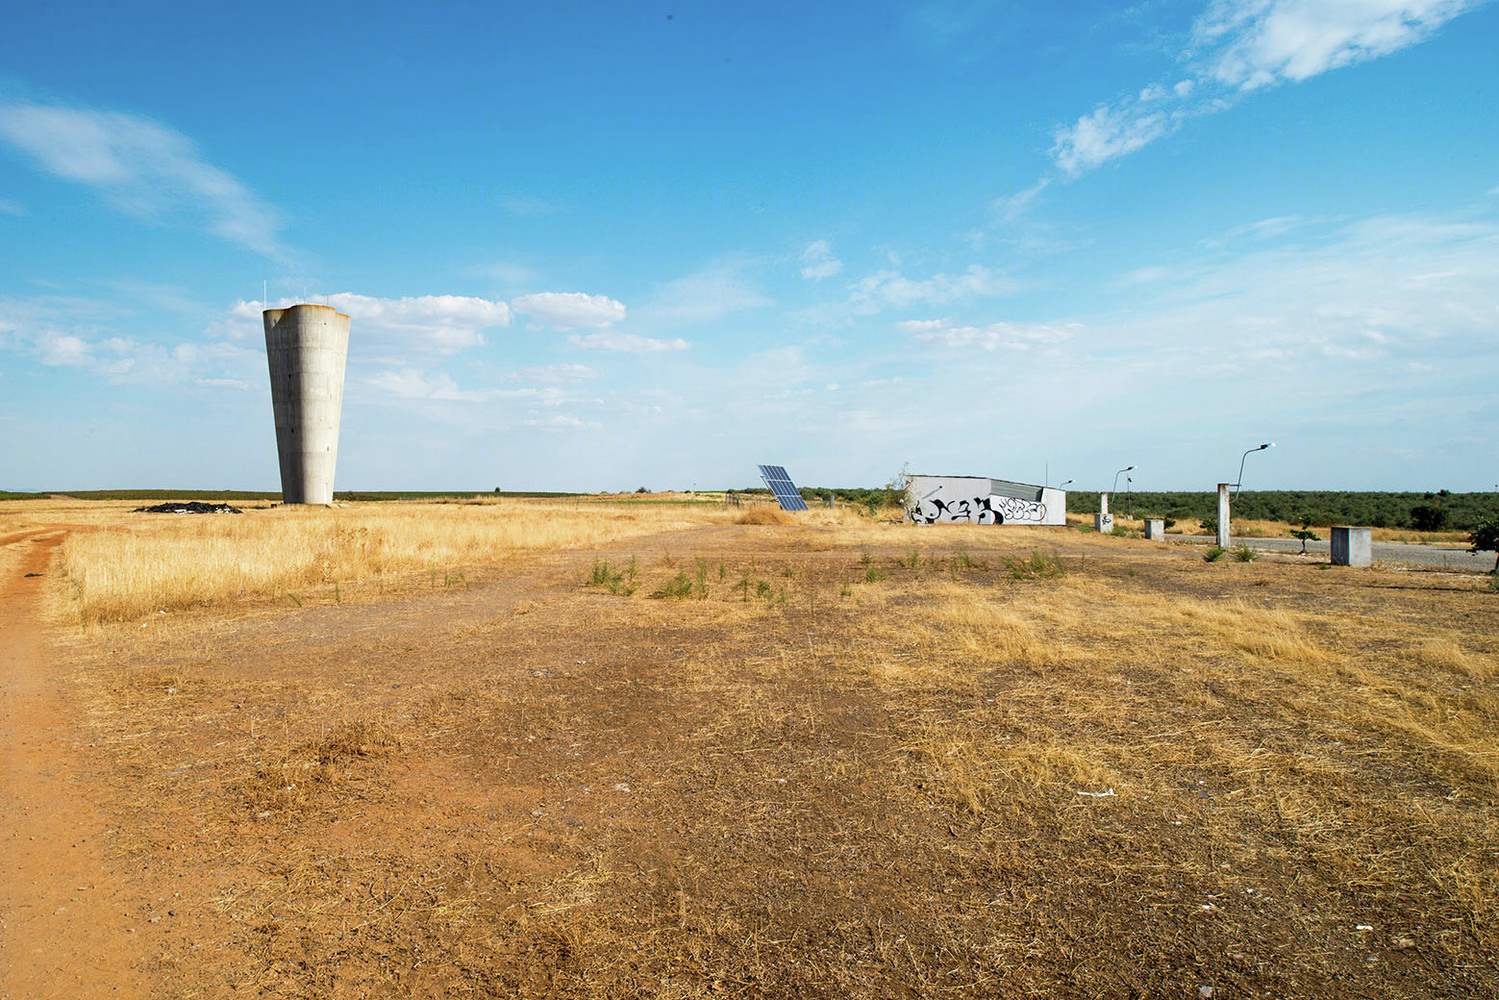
xmin=511 ymin=291 xmax=625 ymax=330
xmin=368 ymin=367 xmax=488 ymax=401
xmin=1099 ymin=208 xmax=1499 ymax=369
xmin=899 ymin=317 xmax=1079 ymax=350
xmin=1051 ymin=100 xmax=1178 ymax=177
xmin=851 ymin=264 xmax=1016 ymax=311
xmin=635 ymin=259 xmax=772 ymax=327
xmin=236 ymin=293 xmax=512 ymax=354
xmin=0 ymin=196 xmax=25 ymax=215
xmin=567 ymin=331 xmax=691 ymax=353
xmin=25 ymin=325 xmax=261 ymax=385
xmin=1048 ymin=0 xmax=1482 ymax=177
xmin=0 ymin=99 xmax=286 ymax=256
xmin=800 ymin=239 xmax=844 ymax=280
xmin=513 ymin=362 xmax=597 ymax=383
xmin=1193 ymin=0 xmax=1480 ymax=90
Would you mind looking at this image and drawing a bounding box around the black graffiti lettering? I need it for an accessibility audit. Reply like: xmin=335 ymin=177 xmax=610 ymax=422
xmin=909 ymin=493 xmax=1046 ymax=524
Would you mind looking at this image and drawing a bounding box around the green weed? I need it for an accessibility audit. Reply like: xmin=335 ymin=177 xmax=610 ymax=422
xmin=651 ymin=571 xmax=694 ymax=600
xmin=1004 ymin=551 xmax=1067 ymax=581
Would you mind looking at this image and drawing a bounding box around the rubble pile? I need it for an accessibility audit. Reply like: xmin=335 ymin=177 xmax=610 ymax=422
xmin=133 ymin=501 xmax=244 ymax=514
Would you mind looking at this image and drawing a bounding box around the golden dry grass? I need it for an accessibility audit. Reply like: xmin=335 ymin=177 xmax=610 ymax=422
xmin=25 ymin=502 xmax=1499 ymax=996
xmin=56 ymin=499 xmax=739 ymax=625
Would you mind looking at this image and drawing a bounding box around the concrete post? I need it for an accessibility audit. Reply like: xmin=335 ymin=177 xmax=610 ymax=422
xmin=264 ymin=304 xmax=350 ymax=505
xmin=1095 ymin=492 xmax=1114 ymax=533
xmin=1330 ymin=526 xmax=1372 ymax=567
xmin=1216 ymin=483 xmax=1231 ymax=548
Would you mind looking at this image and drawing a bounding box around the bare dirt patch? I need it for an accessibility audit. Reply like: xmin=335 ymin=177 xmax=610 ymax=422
xmin=7 ymin=507 xmax=1498 ymax=997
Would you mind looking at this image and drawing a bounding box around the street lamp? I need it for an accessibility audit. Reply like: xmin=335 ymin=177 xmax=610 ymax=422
xmin=1113 ymin=466 xmax=1134 ymax=496
xmin=1233 ymin=443 xmax=1274 ymax=498
xmin=1058 ymin=479 xmax=1073 ymax=489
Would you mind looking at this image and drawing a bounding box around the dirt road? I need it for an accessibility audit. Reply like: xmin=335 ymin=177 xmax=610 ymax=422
xmin=0 ymin=529 xmax=147 ymax=999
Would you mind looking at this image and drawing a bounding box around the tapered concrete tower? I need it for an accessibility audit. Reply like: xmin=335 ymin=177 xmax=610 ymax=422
xmin=263 ymin=304 xmax=350 ymax=505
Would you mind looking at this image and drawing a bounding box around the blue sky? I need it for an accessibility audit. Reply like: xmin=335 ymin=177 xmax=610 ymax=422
xmin=2 ymin=0 xmax=1496 ymax=492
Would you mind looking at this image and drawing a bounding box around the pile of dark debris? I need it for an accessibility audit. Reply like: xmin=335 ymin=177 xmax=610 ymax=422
xmin=132 ymin=501 xmax=243 ymax=514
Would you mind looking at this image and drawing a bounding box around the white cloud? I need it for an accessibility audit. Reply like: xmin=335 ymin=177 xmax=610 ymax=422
xmin=1046 ymin=0 xmax=1482 ymax=176
xmin=635 ymin=259 xmax=772 ymax=326
xmin=1195 ymin=0 xmax=1480 ymax=90
xmin=900 ymin=318 xmax=1079 ymax=350
xmin=21 ymin=323 xmax=261 ymax=386
xmin=0 ymin=100 xmax=284 ymax=256
xmin=1103 ymin=209 xmax=1499 ymax=368
xmin=368 ymin=367 xmax=485 ymax=401
xmin=511 ymin=291 xmax=625 ymax=330
xmin=237 ymin=293 xmax=511 ymax=354
xmin=35 ymin=331 xmax=92 ymax=366
xmin=524 ymin=414 xmax=601 ymax=430
xmin=567 ymin=331 xmax=691 ymax=353
xmin=514 ymin=362 xmax=598 ymax=383
xmin=486 ymin=260 xmax=543 ymax=290
xmin=995 ymin=176 xmax=1053 ymax=221
xmin=852 ymin=264 xmax=1016 ymax=310
xmin=1051 ymin=103 xmax=1173 ymax=177
xmin=0 ymin=196 xmax=24 ymax=215
xmin=800 ymin=239 xmax=844 ymax=280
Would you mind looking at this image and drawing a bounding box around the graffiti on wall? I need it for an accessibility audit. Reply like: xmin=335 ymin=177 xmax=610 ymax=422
xmin=908 ymin=494 xmax=1047 ymax=525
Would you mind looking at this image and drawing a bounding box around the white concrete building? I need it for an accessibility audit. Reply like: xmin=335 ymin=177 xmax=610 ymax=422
xmin=905 ymin=476 xmax=1066 ymax=526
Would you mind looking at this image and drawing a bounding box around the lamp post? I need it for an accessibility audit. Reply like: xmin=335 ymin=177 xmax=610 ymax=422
xmin=1058 ymin=479 xmax=1073 ymax=489
xmin=1127 ymin=476 xmax=1133 ymax=519
xmin=1234 ymin=443 xmax=1273 ymax=499
xmin=1113 ymin=466 xmax=1134 ymax=496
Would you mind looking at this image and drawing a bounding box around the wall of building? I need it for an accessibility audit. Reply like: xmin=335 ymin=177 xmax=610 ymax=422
xmin=905 ymin=476 xmax=1066 ymax=526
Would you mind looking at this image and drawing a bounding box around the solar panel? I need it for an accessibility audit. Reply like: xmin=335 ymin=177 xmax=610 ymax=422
xmin=758 ymin=464 xmax=809 ymax=511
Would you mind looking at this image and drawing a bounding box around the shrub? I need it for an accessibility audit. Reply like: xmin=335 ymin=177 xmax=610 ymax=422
xmin=1232 ymin=545 xmax=1258 ymax=562
xmin=1469 ymin=519 xmax=1499 ymax=572
xmin=1410 ymin=503 xmax=1448 ymax=532
xmin=1204 ymin=545 xmax=1225 ymax=562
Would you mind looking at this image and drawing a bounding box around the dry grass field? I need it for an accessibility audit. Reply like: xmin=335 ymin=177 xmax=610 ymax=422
xmin=5 ymin=498 xmax=1497 ymax=998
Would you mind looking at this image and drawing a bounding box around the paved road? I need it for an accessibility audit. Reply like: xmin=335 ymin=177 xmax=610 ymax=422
xmin=1172 ymin=534 xmax=1494 ymax=572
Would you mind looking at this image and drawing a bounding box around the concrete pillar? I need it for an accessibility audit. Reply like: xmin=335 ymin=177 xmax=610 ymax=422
xmin=1095 ymin=493 xmax=1114 ymax=533
xmin=1144 ymin=518 xmax=1165 ymax=540
xmin=1216 ymin=483 xmax=1231 ymax=548
xmin=1330 ymin=526 xmax=1372 ymax=567
xmin=264 ymin=304 xmax=350 ymax=505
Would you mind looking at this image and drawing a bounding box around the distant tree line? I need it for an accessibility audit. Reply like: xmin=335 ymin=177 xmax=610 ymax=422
xmin=1066 ymin=490 xmax=1499 ymax=531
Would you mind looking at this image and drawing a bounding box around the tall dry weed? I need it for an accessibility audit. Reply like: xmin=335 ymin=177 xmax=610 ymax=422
xmin=59 ymin=501 xmax=733 ymax=625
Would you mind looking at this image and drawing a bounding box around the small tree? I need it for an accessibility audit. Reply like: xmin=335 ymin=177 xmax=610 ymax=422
xmin=1290 ymin=513 xmax=1320 ymax=555
xmin=1469 ymin=519 xmax=1499 ymax=572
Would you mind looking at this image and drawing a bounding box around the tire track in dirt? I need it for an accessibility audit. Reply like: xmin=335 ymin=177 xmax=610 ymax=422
xmin=0 ymin=529 xmax=148 ymax=1000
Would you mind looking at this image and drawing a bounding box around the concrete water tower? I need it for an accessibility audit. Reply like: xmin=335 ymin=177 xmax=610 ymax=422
xmin=263 ymin=304 xmax=350 ymax=505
